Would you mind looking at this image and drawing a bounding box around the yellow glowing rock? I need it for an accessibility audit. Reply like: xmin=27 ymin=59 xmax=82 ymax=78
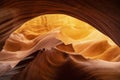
xmin=79 ymin=40 xmax=111 ymax=57
xmin=1 ymin=14 xmax=120 ymax=66
xmin=59 ymin=25 xmax=93 ymax=40
xmin=0 ymin=14 xmax=120 ymax=80
xmin=94 ymin=46 xmax=120 ymax=61
xmin=14 ymin=14 xmax=91 ymax=40
xmin=57 ymin=26 xmax=116 ymax=45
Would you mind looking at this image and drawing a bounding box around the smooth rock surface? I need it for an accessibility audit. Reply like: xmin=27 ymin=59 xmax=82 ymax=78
xmin=0 ymin=0 xmax=120 ymax=50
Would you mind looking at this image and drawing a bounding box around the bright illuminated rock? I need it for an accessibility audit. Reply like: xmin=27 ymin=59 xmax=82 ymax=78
xmin=0 ymin=14 xmax=120 ymax=79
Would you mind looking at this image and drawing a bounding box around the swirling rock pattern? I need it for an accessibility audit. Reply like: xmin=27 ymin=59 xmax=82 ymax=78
xmin=0 ymin=0 xmax=120 ymax=80
xmin=12 ymin=48 xmax=120 ymax=80
xmin=0 ymin=0 xmax=120 ymax=50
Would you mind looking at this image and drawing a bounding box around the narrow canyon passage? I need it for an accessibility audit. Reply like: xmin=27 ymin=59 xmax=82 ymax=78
xmin=0 ymin=14 xmax=120 ymax=80
xmin=0 ymin=0 xmax=120 ymax=80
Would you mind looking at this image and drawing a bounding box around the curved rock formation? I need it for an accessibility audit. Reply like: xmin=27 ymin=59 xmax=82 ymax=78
xmin=0 ymin=0 xmax=120 ymax=80
xmin=12 ymin=48 xmax=120 ymax=80
xmin=0 ymin=0 xmax=120 ymax=50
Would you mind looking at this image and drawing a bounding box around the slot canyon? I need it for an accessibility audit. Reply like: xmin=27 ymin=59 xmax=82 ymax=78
xmin=0 ymin=0 xmax=120 ymax=80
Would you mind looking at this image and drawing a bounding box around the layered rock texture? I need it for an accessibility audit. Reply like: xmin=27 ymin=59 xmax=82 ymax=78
xmin=0 ymin=0 xmax=120 ymax=80
xmin=0 ymin=0 xmax=120 ymax=49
